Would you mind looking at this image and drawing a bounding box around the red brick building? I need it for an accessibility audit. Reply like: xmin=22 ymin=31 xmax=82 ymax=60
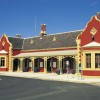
xmin=0 ymin=13 xmax=100 ymax=76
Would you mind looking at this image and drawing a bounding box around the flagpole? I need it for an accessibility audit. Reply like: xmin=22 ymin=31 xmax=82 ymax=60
xmin=35 ymin=17 xmax=37 ymax=35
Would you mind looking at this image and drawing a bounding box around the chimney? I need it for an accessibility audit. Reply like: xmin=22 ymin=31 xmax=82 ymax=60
xmin=40 ymin=24 xmax=47 ymax=38
xmin=96 ymin=12 xmax=100 ymax=20
xmin=16 ymin=34 xmax=21 ymax=38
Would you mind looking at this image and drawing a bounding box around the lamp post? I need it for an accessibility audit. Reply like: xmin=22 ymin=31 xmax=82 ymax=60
xmin=78 ymin=63 xmax=82 ymax=80
xmin=78 ymin=46 xmax=83 ymax=80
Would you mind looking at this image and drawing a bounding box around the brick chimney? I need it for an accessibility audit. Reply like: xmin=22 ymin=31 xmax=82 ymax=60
xmin=16 ymin=34 xmax=21 ymax=38
xmin=96 ymin=12 xmax=100 ymax=20
xmin=40 ymin=24 xmax=47 ymax=38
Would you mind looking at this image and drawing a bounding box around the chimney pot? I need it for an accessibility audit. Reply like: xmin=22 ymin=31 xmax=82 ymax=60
xmin=40 ymin=24 xmax=47 ymax=37
xmin=96 ymin=12 xmax=100 ymax=20
xmin=16 ymin=34 xmax=21 ymax=38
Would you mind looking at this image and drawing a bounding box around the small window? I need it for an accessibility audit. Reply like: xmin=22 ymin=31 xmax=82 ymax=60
xmin=92 ymin=35 xmax=94 ymax=41
xmin=0 ymin=57 xmax=5 ymax=67
xmin=86 ymin=54 xmax=91 ymax=68
xmin=95 ymin=54 xmax=100 ymax=68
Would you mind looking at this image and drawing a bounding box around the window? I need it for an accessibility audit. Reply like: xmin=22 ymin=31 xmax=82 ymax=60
xmin=95 ymin=54 xmax=100 ymax=68
xmin=86 ymin=54 xmax=91 ymax=68
xmin=0 ymin=57 xmax=5 ymax=67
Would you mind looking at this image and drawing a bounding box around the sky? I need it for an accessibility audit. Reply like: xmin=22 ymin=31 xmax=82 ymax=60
xmin=0 ymin=0 xmax=100 ymax=38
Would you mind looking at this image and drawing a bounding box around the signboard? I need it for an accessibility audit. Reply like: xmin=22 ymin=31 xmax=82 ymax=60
xmin=66 ymin=61 xmax=69 ymax=65
xmin=53 ymin=62 xmax=56 ymax=68
xmin=79 ymin=63 xmax=82 ymax=73
xmin=79 ymin=63 xmax=81 ymax=67
xmin=40 ymin=62 xmax=43 ymax=68
xmin=29 ymin=62 xmax=32 ymax=67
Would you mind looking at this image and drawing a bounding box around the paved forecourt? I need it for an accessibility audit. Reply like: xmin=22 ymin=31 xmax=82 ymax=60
xmin=0 ymin=72 xmax=100 ymax=87
xmin=0 ymin=75 xmax=100 ymax=100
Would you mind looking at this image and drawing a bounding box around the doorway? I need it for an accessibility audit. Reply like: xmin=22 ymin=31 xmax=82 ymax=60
xmin=47 ymin=57 xmax=58 ymax=73
xmin=62 ymin=57 xmax=75 ymax=74
xmin=13 ymin=58 xmax=20 ymax=71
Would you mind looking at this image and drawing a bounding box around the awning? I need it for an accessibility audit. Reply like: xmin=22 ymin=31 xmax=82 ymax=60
xmin=83 ymin=41 xmax=100 ymax=48
xmin=13 ymin=50 xmax=77 ymax=58
xmin=0 ymin=50 xmax=8 ymax=54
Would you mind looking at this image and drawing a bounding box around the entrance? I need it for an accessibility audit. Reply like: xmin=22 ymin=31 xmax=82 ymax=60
xmin=13 ymin=58 xmax=20 ymax=71
xmin=62 ymin=57 xmax=75 ymax=74
xmin=47 ymin=57 xmax=58 ymax=73
xmin=47 ymin=58 xmax=52 ymax=72
xmin=34 ymin=58 xmax=44 ymax=72
xmin=23 ymin=58 xmax=32 ymax=72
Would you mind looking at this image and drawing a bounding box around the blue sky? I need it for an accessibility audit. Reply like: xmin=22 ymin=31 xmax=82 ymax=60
xmin=0 ymin=0 xmax=100 ymax=38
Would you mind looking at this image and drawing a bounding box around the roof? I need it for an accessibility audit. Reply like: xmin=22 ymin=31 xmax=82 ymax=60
xmin=13 ymin=50 xmax=77 ymax=57
xmin=7 ymin=30 xmax=82 ymax=50
xmin=23 ymin=30 xmax=82 ymax=50
xmin=83 ymin=41 xmax=100 ymax=47
xmin=8 ymin=37 xmax=24 ymax=49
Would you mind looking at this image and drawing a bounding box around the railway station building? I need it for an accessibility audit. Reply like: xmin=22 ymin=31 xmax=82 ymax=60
xmin=0 ymin=13 xmax=100 ymax=76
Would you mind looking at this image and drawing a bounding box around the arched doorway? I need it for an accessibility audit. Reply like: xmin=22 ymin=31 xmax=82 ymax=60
xmin=47 ymin=58 xmax=52 ymax=73
xmin=23 ymin=58 xmax=32 ymax=72
xmin=62 ymin=57 xmax=75 ymax=74
xmin=47 ymin=57 xmax=58 ymax=73
xmin=34 ymin=58 xmax=44 ymax=72
xmin=13 ymin=58 xmax=20 ymax=72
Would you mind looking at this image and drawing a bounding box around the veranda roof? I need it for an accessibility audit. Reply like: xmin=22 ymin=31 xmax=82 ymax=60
xmin=13 ymin=50 xmax=77 ymax=58
xmin=83 ymin=41 xmax=100 ymax=48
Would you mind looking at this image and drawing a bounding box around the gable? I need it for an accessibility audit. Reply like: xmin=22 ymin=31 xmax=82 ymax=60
xmin=78 ymin=16 xmax=100 ymax=46
xmin=0 ymin=34 xmax=12 ymax=52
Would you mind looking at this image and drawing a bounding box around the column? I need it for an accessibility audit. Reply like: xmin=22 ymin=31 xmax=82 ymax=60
xmin=92 ymin=52 xmax=95 ymax=70
xmin=44 ymin=57 xmax=47 ymax=73
xmin=58 ymin=56 xmax=62 ymax=75
xmin=10 ymin=58 xmax=14 ymax=72
xmin=31 ymin=57 xmax=35 ymax=73
xmin=9 ymin=47 xmax=12 ymax=72
xmin=75 ymin=56 xmax=78 ymax=74
xmin=76 ymin=39 xmax=81 ymax=72
xmin=19 ymin=58 xmax=23 ymax=72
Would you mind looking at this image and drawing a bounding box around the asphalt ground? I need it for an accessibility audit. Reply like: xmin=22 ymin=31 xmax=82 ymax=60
xmin=0 ymin=76 xmax=100 ymax=100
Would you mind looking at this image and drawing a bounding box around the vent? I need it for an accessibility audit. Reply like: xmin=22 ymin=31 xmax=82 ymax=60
xmin=52 ymin=36 xmax=56 ymax=41
xmin=30 ymin=39 xmax=34 ymax=44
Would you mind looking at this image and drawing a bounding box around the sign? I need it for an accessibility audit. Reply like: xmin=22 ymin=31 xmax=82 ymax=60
xmin=29 ymin=62 xmax=32 ymax=67
xmin=53 ymin=62 xmax=56 ymax=68
xmin=79 ymin=63 xmax=82 ymax=73
xmin=66 ymin=61 xmax=69 ymax=65
xmin=79 ymin=63 xmax=81 ymax=67
xmin=40 ymin=62 xmax=43 ymax=68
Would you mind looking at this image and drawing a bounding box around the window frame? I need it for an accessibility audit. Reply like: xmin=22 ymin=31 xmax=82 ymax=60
xmin=95 ymin=53 xmax=100 ymax=68
xmin=0 ymin=56 xmax=6 ymax=67
xmin=86 ymin=53 xmax=91 ymax=68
